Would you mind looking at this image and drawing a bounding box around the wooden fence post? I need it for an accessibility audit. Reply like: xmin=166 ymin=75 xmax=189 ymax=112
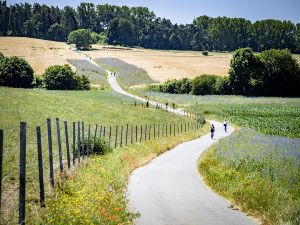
xmin=125 ymin=124 xmax=128 ymax=146
xmin=144 ymin=125 xmax=147 ymax=141
xmin=149 ymin=125 xmax=151 ymax=140
xmin=0 ymin=129 xmax=3 ymax=210
xmin=92 ymin=124 xmax=98 ymax=154
xmin=162 ymin=124 xmax=164 ymax=138
xmin=109 ymin=126 xmax=112 ymax=146
xmin=115 ymin=126 xmax=118 ymax=149
xmin=158 ymin=124 xmax=160 ymax=138
xmin=72 ymin=122 xmax=76 ymax=165
xmin=87 ymin=124 xmax=91 ymax=157
xmin=77 ymin=122 xmax=81 ymax=163
xmin=47 ymin=119 xmax=54 ymax=188
xmin=19 ymin=122 xmax=26 ymax=225
xmin=135 ymin=125 xmax=138 ymax=143
xmin=166 ymin=123 xmax=168 ymax=137
xmin=131 ymin=125 xmax=133 ymax=144
xmin=103 ymin=127 xmax=106 ymax=137
xmin=188 ymin=122 xmax=190 ymax=132
xmin=120 ymin=126 xmax=123 ymax=148
xmin=181 ymin=123 xmax=183 ymax=134
xmin=169 ymin=123 xmax=172 ymax=136
xmin=82 ymin=122 xmax=85 ymax=159
xmin=56 ymin=118 xmax=63 ymax=173
xmin=64 ymin=121 xmax=71 ymax=169
xmin=174 ymin=124 xmax=175 ymax=136
xmin=140 ymin=125 xmax=143 ymax=143
xmin=154 ymin=124 xmax=156 ymax=140
xmin=36 ymin=126 xmax=45 ymax=207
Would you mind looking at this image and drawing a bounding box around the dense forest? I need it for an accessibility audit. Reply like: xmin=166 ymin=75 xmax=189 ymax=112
xmin=1 ymin=1 xmax=300 ymax=53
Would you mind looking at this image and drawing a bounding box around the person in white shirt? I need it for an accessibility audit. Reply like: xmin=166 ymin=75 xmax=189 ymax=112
xmin=224 ymin=119 xmax=227 ymax=132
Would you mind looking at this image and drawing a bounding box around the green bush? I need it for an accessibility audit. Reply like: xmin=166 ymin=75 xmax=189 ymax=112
xmin=77 ymin=136 xmax=112 ymax=156
xmin=0 ymin=52 xmax=4 ymax=59
xmin=32 ymin=75 xmax=43 ymax=88
xmin=214 ymin=76 xmax=231 ymax=94
xmin=0 ymin=56 xmax=34 ymax=88
xmin=43 ymin=64 xmax=90 ymax=90
xmin=158 ymin=78 xmax=192 ymax=94
xmin=191 ymin=74 xmax=218 ymax=95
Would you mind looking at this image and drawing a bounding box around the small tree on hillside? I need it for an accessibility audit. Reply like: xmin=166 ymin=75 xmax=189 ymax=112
xmin=68 ymin=29 xmax=92 ymax=50
xmin=0 ymin=56 xmax=34 ymax=88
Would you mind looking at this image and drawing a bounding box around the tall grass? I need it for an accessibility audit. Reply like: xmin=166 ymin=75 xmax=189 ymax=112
xmin=199 ymin=129 xmax=300 ymax=225
xmin=0 ymin=86 xmax=194 ymax=223
xmin=67 ymin=59 xmax=108 ymax=88
xmin=95 ymin=58 xmax=157 ymax=87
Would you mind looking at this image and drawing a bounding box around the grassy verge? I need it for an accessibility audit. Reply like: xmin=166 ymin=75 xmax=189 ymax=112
xmin=33 ymin=124 xmax=208 ymax=224
xmin=0 ymin=87 xmax=194 ymax=223
xmin=199 ymin=129 xmax=300 ymax=225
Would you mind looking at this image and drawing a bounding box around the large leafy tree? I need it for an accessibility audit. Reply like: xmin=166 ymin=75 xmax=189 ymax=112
xmin=228 ymin=48 xmax=264 ymax=95
xmin=68 ymin=29 xmax=92 ymax=50
xmin=259 ymin=49 xmax=300 ymax=96
xmin=107 ymin=17 xmax=134 ymax=46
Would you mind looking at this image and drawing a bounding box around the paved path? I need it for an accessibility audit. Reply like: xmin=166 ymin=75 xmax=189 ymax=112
xmin=84 ymin=56 xmax=256 ymax=225
xmin=127 ymin=121 xmax=256 ymax=225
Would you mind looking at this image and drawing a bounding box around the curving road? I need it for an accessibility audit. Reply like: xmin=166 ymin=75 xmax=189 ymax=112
xmin=86 ymin=56 xmax=257 ymax=225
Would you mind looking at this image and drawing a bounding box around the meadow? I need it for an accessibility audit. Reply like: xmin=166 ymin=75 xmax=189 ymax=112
xmin=95 ymin=58 xmax=157 ymax=87
xmin=0 ymin=86 xmax=196 ymax=224
xmin=199 ymin=129 xmax=300 ymax=225
xmin=67 ymin=59 xmax=109 ymax=89
xmin=137 ymin=91 xmax=300 ymax=138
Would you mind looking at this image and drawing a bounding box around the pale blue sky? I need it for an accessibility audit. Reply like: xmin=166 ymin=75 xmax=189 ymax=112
xmin=8 ymin=0 xmax=300 ymax=24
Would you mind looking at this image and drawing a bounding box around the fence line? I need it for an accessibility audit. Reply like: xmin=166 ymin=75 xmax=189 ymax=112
xmin=0 ymin=117 xmax=203 ymax=224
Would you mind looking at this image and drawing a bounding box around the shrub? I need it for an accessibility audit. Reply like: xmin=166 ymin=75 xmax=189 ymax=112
xmin=0 ymin=52 xmax=4 ymax=59
xmin=214 ymin=76 xmax=231 ymax=95
xmin=43 ymin=64 xmax=90 ymax=90
xmin=0 ymin=56 xmax=34 ymax=88
xmin=77 ymin=137 xmax=112 ymax=156
xmin=32 ymin=75 xmax=43 ymax=88
xmin=191 ymin=74 xmax=218 ymax=95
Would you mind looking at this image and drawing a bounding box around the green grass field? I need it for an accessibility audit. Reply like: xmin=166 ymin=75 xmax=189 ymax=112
xmin=0 ymin=86 xmax=196 ymax=224
xmin=138 ymin=91 xmax=300 ymax=138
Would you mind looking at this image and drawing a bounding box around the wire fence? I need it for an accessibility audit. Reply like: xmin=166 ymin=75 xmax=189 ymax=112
xmin=0 ymin=117 xmax=202 ymax=224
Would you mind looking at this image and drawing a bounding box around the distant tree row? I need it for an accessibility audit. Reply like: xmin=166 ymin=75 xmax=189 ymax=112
xmin=0 ymin=53 xmax=90 ymax=90
xmin=150 ymin=49 xmax=300 ymax=97
xmin=1 ymin=1 xmax=300 ymax=53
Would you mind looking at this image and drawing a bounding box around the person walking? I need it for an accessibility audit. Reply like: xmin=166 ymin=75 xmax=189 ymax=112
xmin=210 ymin=124 xmax=215 ymax=139
xmin=223 ymin=119 xmax=227 ymax=132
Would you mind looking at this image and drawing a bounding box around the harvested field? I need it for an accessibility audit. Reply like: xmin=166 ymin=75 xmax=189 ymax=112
xmin=85 ymin=45 xmax=232 ymax=82
xmin=0 ymin=37 xmax=81 ymax=75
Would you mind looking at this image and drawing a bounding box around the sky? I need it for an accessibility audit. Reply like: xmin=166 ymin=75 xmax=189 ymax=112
xmin=8 ymin=0 xmax=300 ymax=25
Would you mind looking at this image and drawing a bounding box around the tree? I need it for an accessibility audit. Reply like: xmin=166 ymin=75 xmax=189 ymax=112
xmin=259 ymin=49 xmax=300 ymax=96
xmin=77 ymin=3 xmax=96 ymax=31
xmin=43 ymin=64 xmax=90 ymax=90
xmin=61 ymin=6 xmax=78 ymax=37
xmin=0 ymin=1 xmax=9 ymax=35
xmin=68 ymin=29 xmax=92 ymax=50
xmin=228 ymin=48 xmax=264 ymax=95
xmin=0 ymin=56 xmax=34 ymax=88
xmin=48 ymin=23 xmax=65 ymax=41
xmin=107 ymin=17 xmax=134 ymax=46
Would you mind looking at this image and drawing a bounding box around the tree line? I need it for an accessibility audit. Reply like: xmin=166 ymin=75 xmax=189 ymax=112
xmin=1 ymin=1 xmax=300 ymax=53
xmin=149 ymin=48 xmax=300 ymax=97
